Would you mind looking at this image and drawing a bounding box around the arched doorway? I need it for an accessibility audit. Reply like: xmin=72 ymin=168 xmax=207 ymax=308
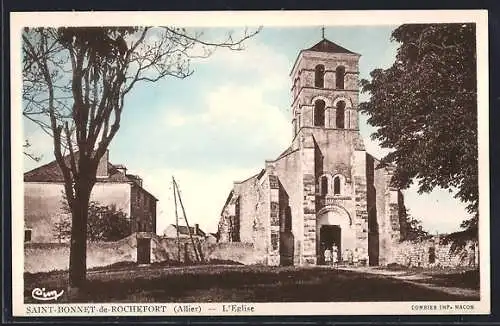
xmin=317 ymin=206 xmax=354 ymax=265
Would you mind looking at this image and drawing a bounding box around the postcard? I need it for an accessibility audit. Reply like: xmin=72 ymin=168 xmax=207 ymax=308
xmin=11 ymin=9 xmax=489 ymax=316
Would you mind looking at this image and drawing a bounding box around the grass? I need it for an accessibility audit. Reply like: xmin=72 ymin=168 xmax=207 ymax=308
xmin=24 ymin=265 xmax=479 ymax=303
xmin=418 ymin=269 xmax=479 ymax=290
xmin=373 ymin=264 xmax=480 ymax=290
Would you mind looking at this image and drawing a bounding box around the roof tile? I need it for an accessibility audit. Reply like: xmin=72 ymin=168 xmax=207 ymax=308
xmin=306 ymin=38 xmax=355 ymax=54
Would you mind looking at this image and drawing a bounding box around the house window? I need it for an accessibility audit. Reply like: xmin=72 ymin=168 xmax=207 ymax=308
xmin=314 ymin=100 xmax=325 ymax=127
xmin=333 ymin=176 xmax=341 ymax=195
xmin=336 ymin=100 xmax=345 ymax=129
xmin=25 ymin=229 xmax=32 ymax=242
xmin=336 ymin=66 xmax=345 ymax=89
xmin=315 ymin=64 xmax=325 ymax=88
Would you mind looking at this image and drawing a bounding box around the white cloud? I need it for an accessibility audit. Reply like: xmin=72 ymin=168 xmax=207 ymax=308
xmin=205 ymin=39 xmax=290 ymax=91
xmin=140 ymin=40 xmax=293 ymax=235
xmin=202 ymin=84 xmax=291 ymax=146
xmin=134 ymin=166 xmax=260 ymax=235
xmin=403 ymin=185 xmax=470 ymax=234
xmin=363 ymin=138 xmax=392 ymax=161
xmin=164 ymin=110 xmax=188 ymax=127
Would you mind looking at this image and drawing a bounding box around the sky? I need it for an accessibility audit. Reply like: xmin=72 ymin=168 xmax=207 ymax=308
xmin=23 ymin=25 xmax=472 ymax=235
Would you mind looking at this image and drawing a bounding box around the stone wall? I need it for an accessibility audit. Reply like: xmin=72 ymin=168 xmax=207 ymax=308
xmin=390 ymin=238 xmax=479 ymax=268
xmin=301 ymin=133 xmax=317 ymax=265
xmin=352 ymin=150 xmax=369 ymax=260
xmin=25 ymin=235 xmax=138 ymax=273
xmin=25 ymin=234 xmax=264 ymax=273
xmin=267 ymin=148 xmax=302 ymax=265
xmin=233 ymin=173 xmax=269 ymax=244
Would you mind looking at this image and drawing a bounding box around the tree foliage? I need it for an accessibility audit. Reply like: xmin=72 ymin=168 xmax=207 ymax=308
xmin=400 ymin=212 xmax=431 ymax=242
xmin=22 ymin=25 xmax=260 ymax=287
xmin=54 ymin=198 xmax=131 ymax=243
xmin=359 ymin=23 xmax=478 ymax=239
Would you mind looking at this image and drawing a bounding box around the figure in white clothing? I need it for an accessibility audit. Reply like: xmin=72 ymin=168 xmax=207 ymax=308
xmin=332 ymin=244 xmax=339 ymax=267
xmin=324 ymin=247 xmax=332 ymax=266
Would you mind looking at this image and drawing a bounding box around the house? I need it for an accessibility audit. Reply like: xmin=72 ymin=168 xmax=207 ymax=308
xmin=24 ymin=150 xmax=158 ymax=243
xmin=205 ymin=233 xmax=218 ymax=243
xmin=218 ymin=37 xmax=406 ymax=267
xmin=163 ymin=223 xmax=206 ymax=240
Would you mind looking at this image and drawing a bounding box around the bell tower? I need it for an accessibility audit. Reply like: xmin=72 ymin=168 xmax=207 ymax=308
xmin=290 ymin=35 xmax=361 ymax=136
xmin=291 ymin=34 xmax=367 ymax=266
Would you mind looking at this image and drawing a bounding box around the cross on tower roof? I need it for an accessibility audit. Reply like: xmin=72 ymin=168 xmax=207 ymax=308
xmin=321 ymin=26 xmax=325 ymax=39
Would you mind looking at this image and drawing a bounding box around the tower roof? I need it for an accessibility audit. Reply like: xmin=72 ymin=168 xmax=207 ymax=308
xmin=305 ymin=38 xmax=356 ymax=54
xmin=290 ymin=38 xmax=360 ymax=76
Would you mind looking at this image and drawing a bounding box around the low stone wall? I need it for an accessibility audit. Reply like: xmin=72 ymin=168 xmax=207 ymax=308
xmin=390 ymin=238 xmax=478 ymax=268
xmin=24 ymin=235 xmax=138 ymax=273
xmin=206 ymin=242 xmax=266 ymax=265
xmin=25 ymin=234 xmax=265 ymax=273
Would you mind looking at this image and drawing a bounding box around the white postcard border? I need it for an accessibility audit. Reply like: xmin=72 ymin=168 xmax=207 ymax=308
xmin=10 ymin=10 xmax=490 ymax=317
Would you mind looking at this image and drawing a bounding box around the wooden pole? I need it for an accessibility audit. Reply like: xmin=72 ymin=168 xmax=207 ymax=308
xmin=173 ymin=177 xmax=201 ymax=262
xmin=172 ymin=176 xmax=181 ymax=262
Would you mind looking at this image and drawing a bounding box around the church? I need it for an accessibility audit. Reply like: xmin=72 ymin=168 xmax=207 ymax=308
xmin=218 ymin=36 xmax=406 ymax=267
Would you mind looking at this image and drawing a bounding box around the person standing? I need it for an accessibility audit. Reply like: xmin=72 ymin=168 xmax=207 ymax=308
xmin=324 ymin=247 xmax=332 ymax=266
xmin=468 ymin=243 xmax=476 ymax=268
xmin=343 ymin=248 xmax=350 ymax=266
xmin=353 ymin=248 xmax=360 ymax=267
xmin=332 ymin=243 xmax=339 ymax=268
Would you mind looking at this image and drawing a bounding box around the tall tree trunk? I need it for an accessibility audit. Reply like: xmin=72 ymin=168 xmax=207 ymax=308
xmin=68 ymin=181 xmax=91 ymax=288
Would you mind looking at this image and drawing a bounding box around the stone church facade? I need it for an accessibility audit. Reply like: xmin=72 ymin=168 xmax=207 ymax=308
xmin=218 ymin=38 xmax=405 ymax=266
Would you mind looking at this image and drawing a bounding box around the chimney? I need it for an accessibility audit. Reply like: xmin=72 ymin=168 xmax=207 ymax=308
xmin=194 ymin=224 xmax=199 ymax=236
xmin=115 ymin=164 xmax=127 ymax=175
xmin=96 ymin=150 xmax=109 ymax=178
xmin=127 ymin=174 xmax=143 ymax=187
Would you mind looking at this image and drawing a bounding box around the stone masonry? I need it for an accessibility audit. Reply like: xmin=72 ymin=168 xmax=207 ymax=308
xmin=218 ymin=37 xmax=406 ymax=266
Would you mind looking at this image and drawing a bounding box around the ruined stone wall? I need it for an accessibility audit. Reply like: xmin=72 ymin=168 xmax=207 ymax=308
xmin=371 ymin=156 xmax=389 ymax=264
xmin=234 ymin=176 xmax=269 ymax=243
xmin=254 ymin=175 xmax=271 ymax=253
xmin=300 ymin=133 xmax=318 ymax=264
xmin=390 ymin=239 xmax=479 ymax=268
xmin=268 ymin=150 xmax=302 ymax=265
xmin=352 ymin=150 xmax=369 ymax=259
xmin=375 ymin=165 xmax=403 ymax=265
xmin=218 ymin=193 xmax=237 ymax=243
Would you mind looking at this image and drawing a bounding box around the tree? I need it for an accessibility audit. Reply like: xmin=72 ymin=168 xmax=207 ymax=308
xmin=359 ymin=23 xmax=478 ymax=243
xmin=22 ymin=26 xmax=260 ymax=288
xmin=53 ymin=214 xmax=72 ymax=243
xmin=54 ymin=198 xmax=131 ymax=242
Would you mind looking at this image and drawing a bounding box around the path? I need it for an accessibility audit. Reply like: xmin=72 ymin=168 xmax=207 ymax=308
xmin=337 ymin=266 xmax=479 ymax=298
